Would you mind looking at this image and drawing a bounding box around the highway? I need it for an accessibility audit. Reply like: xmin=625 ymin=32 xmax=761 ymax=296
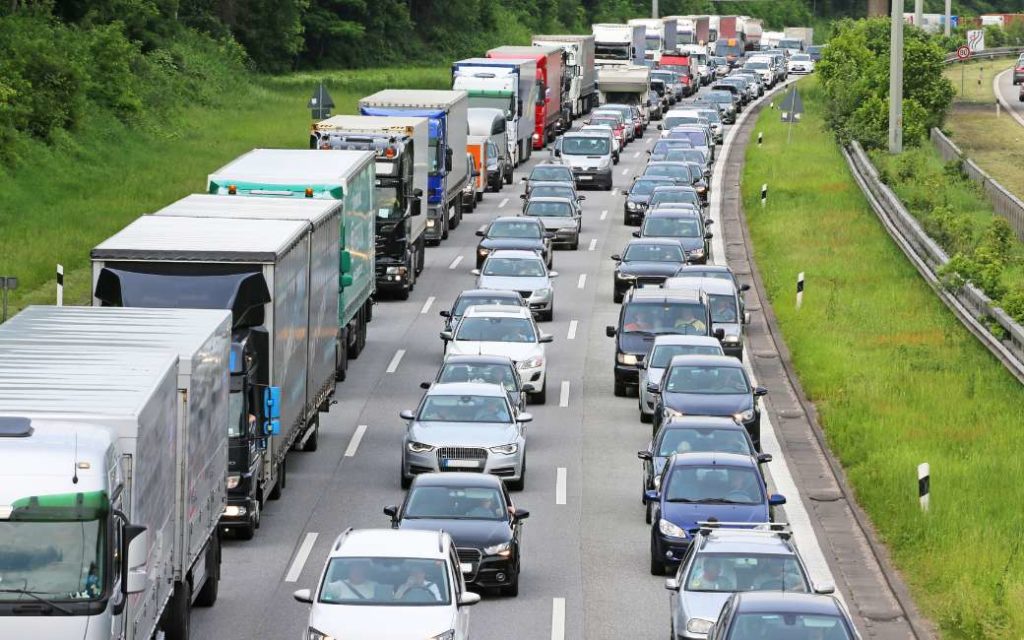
xmin=192 ymin=79 xmax=918 ymax=640
xmin=995 ymin=66 xmax=1024 ymax=128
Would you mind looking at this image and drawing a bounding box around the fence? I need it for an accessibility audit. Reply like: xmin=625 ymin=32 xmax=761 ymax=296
xmin=942 ymin=46 xmax=1024 ymax=64
xmin=844 ymin=140 xmax=1024 ymax=384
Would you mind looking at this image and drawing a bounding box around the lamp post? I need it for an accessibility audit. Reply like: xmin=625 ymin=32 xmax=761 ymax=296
xmin=1 ymin=276 xmax=18 ymax=323
xmin=888 ymin=0 xmax=905 ymax=154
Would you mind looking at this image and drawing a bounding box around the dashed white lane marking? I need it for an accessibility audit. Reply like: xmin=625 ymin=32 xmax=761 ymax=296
xmin=633 ymin=151 xmax=641 ymax=158
xmin=499 ymin=197 xmax=509 ymax=208
xmin=448 ymin=255 xmax=463 ymax=270
xmin=567 ymin=320 xmax=578 ymax=340
xmin=385 ymin=349 xmax=406 ymax=374
xmin=600 ymin=209 xmax=608 ymax=220
xmin=420 ymin=296 xmax=435 ymax=314
xmin=284 ymin=532 xmax=319 ymax=583
xmin=621 ymin=168 xmax=629 ymax=176
xmin=588 ymin=238 xmax=597 ymax=251
xmin=551 ymin=597 xmax=566 ymax=640
xmin=555 ymin=468 xmax=567 ymax=505
xmin=577 ymin=274 xmax=586 ymax=289
xmin=559 ymin=381 xmax=570 ymax=407
xmin=344 ymin=425 xmax=368 ymax=457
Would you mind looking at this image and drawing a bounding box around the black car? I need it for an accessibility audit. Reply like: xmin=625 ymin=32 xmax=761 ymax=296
xmin=649 ymin=186 xmax=704 ymax=216
xmin=522 ymin=163 xmax=574 ymax=194
xmin=606 ymin=288 xmax=717 ymax=396
xmin=675 ymin=264 xmax=751 ymax=311
xmin=384 ymin=473 xmax=529 ymax=596
xmin=709 ymin=592 xmax=860 ymax=640
xmin=662 ymin=148 xmax=711 ymax=179
xmin=486 ymin=139 xmax=512 ymax=191
xmin=709 ymin=85 xmax=743 ymax=113
xmin=649 ymin=139 xmax=694 ymax=162
xmin=441 ymin=289 xmax=528 ymax=332
xmin=807 ymin=44 xmax=826 ymax=62
xmin=519 ymin=181 xmax=583 ymax=212
xmin=649 ymin=354 xmax=767 ymax=449
xmin=475 ymin=216 xmax=553 ymax=269
xmin=642 ymin=162 xmax=696 ymax=188
xmin=623 ymin=176 xmax=676 ymax=225
xmin=634 ymin=209 xmax=712 ymax=264
xmin=680 ymin=162 xmax=709 ymax=203
xmin=423 ymin=354 xmax=533 ymax=414
xmin=611 ymin=239 xmax=687 ymax=303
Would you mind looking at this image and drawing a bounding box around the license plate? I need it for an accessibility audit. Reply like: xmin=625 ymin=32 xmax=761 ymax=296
xmin=460 ymin=562 xmax=473 ymax=574
xmin=578 ymin=175 xmax=592 ymax=180
xmin=444 ymin=459 xmax=480 ymax=469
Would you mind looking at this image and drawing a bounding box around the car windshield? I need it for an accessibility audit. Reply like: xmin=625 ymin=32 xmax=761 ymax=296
xmin=644 ymin=217 xmax=701 ymax=238
xmin=666 ymin=130 xmax=706 ymax=147
xmin=439 ymin=363 xmax=517 ymax=392
xmin=486 ymin=142 xmax=500 ymax=164
xmin=456 ymin=316 xmax=536 ymax=343
xmin=319 ymin=557 xmax=452 ymax=606
xmin=525 ymin=201 xmax=573 ymax=218
xmin=707 ymin=91 xmax=733 ymax=103
xmin=665 ymin=465 xmax=763 ymax=504
xmin=375 ymin=186 xmax=403 ymax=220
xmin=651 ymin=190 xmax=699 ymax=207
xmin=657 ymin=426 xmax=750 ymax=456
xmin=624 ymin=243 xmax=684 ymax=262
xmin=729 ymin=613 xmax=853 ymax=640
xmin=664 ymin=149 xmax=697 ymax=164
xmin=631 ymin=179 xmax=671 ymax=196
xmin=698 ymin=110 xmax=721 ymax=124
xmin=453 ymin=295 xmax=521 ymax=316
xmin=645 ymin=165 xmax=688 ymax=181
xmin=792 ymin=54 xmax=811 ymax=61
xmin=664 ymin=115 xmax=703 ymax=128
xmin=482 ymin=257 xmax=546 ymax=277
xmin=530 ymin=185 xmax=574 ymax=200
xmin=710 ymin=294 xmax=739 ymax=323
xmin=419 ymin=394 xmax=512 ymax=423
xmin=685 ymin=553 xmax=809 ymax=593
xmin=530 ymin=166 xmax=572 ymax=182
xmin=591 ymin=116 xmax=620 ymax=128
xmin=665 ymin=364 xmax=749 ymax=394
xmin=404 ymin=485 xmax=508 ymax=521
xmin=650 ymin=344 xmax=723 ymax=368
xmin=652 ymin=139 xmax=694 ymax=155
xmin=678 ymin=269 xmax=735 ymax=285
xmin=562 ymin=136 xmax=610 ymax=155
xmin=746 ymin=61 xmax=769 ymax=69
xmin=488 ymin=220 xmax=542 ymax=239
xmin=686 ymin=165 xmax=704 ymax=182
xmin=621 ymin=302 xmax=707 ymax=334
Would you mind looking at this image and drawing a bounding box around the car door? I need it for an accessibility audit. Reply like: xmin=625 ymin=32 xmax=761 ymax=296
xmin=502 ymin=483 xmax=522 ymax=553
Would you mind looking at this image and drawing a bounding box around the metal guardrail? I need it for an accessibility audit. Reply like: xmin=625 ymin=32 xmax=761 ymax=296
xmin=942 ymin=46 xmax=1024 ymax=64
xmin=843 ymin=141 xmax=1024 ymax=384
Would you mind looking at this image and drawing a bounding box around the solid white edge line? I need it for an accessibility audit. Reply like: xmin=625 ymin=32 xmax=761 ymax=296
xmin=567 ymin=320 xmax=578 ymax=340
xmin=600 ymin=209 xmax=608 ymax=220
xmin=559 ymin=380 xmax=570 ymax=407
xmin=555 ymin=468 xmax=567 ymax=505
xmin=499 ymin=197 xmax=509 ymax=208
xmin=588 ymin=238 xmax=597 ymax=251
xmin=385 ymin=349 xmax=406 ymax=374
xmin=551 ymin=597 xmax=566 ymax=640
xmin=420 ymin=296 xmax=435 ymax=315
xmin=448 ymin=255 xmax=463 ymax=270
xmin=344 ymin=424 xmax=368 ymax=457
xmin=284 ymin=532 xmax=319 ymax=583
xmin=577 ymin=274 xmax=586 ymax=289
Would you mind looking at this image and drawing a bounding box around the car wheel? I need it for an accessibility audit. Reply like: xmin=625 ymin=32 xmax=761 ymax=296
xmin=645 ymin=501 xmax=653 ymax=524
xmin=509 ymin=458 xmax=526 ymax=491
xmin=613 ymin=290 xmax=623 ymax=304
xmin=500 ymin=568 xmax=520 ymax=596
xmin=640 ymin=410 xmax=652 ymax=424
xmin=613 ymin=380 xmax=627 ymax=397
xmin=650 ymin=552 xmax=666 ymax=576
xmin=532 ymin=381 xmax=547 ymax=405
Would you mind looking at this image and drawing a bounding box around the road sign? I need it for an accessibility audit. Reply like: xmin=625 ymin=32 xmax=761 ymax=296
xmin=956 ymin=45 xmax=971 ymax=60
xmin=967 ymin=29 xmax=985 ymax=52
xmin=308 ymin=83 xmax=335 ymax=121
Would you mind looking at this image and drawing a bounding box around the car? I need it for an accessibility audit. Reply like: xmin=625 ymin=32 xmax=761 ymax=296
xmin=611 ymin=239 xmax=688 ymax=303
xmin=681 ymin=162 xmax=710 ymax=204
xmin=807 ymin=44 xmax=826 ymax=62
xmin=687 ymin=108 xmax=724 ymax=145
xmin=521 ymin=196 xmax=582 ymax=249
xmin=653 ymin=144 xmax=711 ymax=176
xmin=553 ymin=130 xmax=615 ymax=190
xmin=665 ymin=277 xmax=746 ymax=359
xmin=650 ymin=138 xmax=695 ymax=160
xmin=442 ymin=305 xmax=553 ymax=403
xmin=292 ymin=528 xmax=480 ymax=639
xmin=650 ymin=355 xmax=767 ymax=447
xmin=638 ymin=336 xmax=726 ymax=424
xmin=649 ymin=87 xmax=666 ymax=119
xmin=705 ymin=90 xmax=738 ymax=123
xmin=707 ymin=591 xmax=860 ymax=640
xmin=1020 ymin=83 xmax=1024 ymax=102
xmin=663 ymin=150 xmax=713 ymax=181
xmin=461 ymin=152 xmax=481 ymax=213
xmin=719 ymin=77 xmax=755 ymax=103
xmin=666 ymin=524 xmax=834 ymax=640
xmin=593 ymin=107 xmax=636 ymax=143
xmin=520 ymin=180 xmax=583 ymax=209
xmin=731 ymin=70 xmax=765 ymax=97
xmin=522 ymin=163 xmax=574 ymax=195
xmin=644 ymin=452 xmax=786 ymax=575
xmin=634 ymin=209 xmax=712 ymax=264
xmin=710 ymin=56 xmax=731 ymax=79
xmin=440 ymin=289 xmax=528 ymax=333
xmin=606 ymin=288 xmax=717 ymax=396
xmin=649 ymin=186 xmax=705 ymax=215
xmin=587 ymin=114 xmax=628 ymax=149
xmin=486 ymin=139 xmax=512 ymax=190
xmin=674 ymin=264 xmax=750 ymax=297
xmin=652 ymin=69 xmax=685 ymax=101
xmin=475 ymin=216 xmax=553 ymax=269
xmin=663 ymin=127 xmax=715 ymax=162
xmin=710 ymin=84 xmax=744 ymax=110
xmin=739 ymin=60 xmax=774 ymax=87
xmin=579 ymin=124 xmax=622 ymax=160
xmin=1012 ymin=54 xmax=1023 ymax=85
xmin=623 ymin=176 xmax=677 ymax=225
xmin=643 ymin=161 xmax=698 ymax=187
xmin=384 ymin=473 xmax=530 ymax=596
xmin=424 ymin=354 xmax=532 ymax=414
xmin=472 ymin=250 xmax=559 ymax=321
xmin=399 ymin=382 xmax=531 ymax=489
xmin=787 ymin=53 xmax=815 ymax=75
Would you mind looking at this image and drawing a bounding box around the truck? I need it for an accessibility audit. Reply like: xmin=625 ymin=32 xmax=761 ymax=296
xmin=762 ymin=31 xmax=785 ymax=48
xmin=531 ymin=34 xmax=598 ymax=118
xmin=628 ymin=17 xmax=678 ymax=62
xmin=597 ymin=65 xmax=651 ymax=122
xmin=207 ymin=149 xmax=376 ymax=345
xmin=592 ymin=23 xmax=646 ymax=67
xmin=744 ymin=18 xmax=764 ymax=50
xmin=709 ymin=15 xmax=720 ymax=43
xmin=360 ymin=90 xmax=469 ymax=245
xmin=783 ymin=27 xmax=815 ymax=48
xmin=660 ymin=53 xmax=697 ymax=95
xmin=0 ymin=305 xmax=233 ymax=640
xmin=487 ymin=45 xmax=566 ymax=147
xmin=91 ymin=213 xmax=337 ymax=518
xmin=715 ymin=16 xmax=746 ymax=65
xmin=310 ymin=115 xmax=428 ymax=300
xmin=465 ymin=135 xmax=489 ymax=207
xmin=675 ymin=17 xmax=695 ymax=45
xmin=452 ymin=57 xmax=537 ymax=167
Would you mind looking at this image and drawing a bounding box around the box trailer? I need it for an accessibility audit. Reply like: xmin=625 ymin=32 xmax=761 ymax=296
xmin=593 ymin=23 xmax=646 ymax=67
xmin=532 ymin=34 xmax=598 ymax=117
xmin=452 ymin=58 xmax=537 ymax=166
xmin=487 ymin=45 xmax=567 ymax=146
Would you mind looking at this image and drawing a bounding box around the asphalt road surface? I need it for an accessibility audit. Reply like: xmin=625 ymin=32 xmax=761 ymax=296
xmin=995 ymin=66 xmax=1024 ymax=128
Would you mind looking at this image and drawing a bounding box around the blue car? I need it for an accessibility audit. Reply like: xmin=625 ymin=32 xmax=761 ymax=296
xmin=645 ymin=452 xmax=785 ymax=575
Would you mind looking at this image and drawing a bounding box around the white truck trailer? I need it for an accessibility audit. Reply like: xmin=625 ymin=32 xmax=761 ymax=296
xmin=592 ymin=23 xmax=646 ymax=67
xmin=531 ymin=34 xmax=598 ymax=117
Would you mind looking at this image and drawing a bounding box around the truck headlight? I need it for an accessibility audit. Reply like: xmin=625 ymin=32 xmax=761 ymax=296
xmin=226 ymin=474 xmax=241 ymax=490
xmin=427 ymin=219 xmax=436 ymax=228
xmin=658 ymin=518 xmax=687 ymax=538
xmin=617 ymin=353 xmax=638 ymax=366
xmin=489 ymin=443 xmax=519 ymax=455
xmin=733 ymin=409 xmax=755 ymax=422
xmin=407 ymin=441 xmax=435 ymax=453
xmin=723 ymin=335 xmax=740 ymax=343
xmin=483 ymin=541 xmax=513 ymax=557
xmin=686 ymin=618 xmax=715 ymax=634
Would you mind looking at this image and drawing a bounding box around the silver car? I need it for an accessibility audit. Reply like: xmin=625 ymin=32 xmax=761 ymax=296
xmin=400 ymin=382 xmax=531 ymax=490
xmin=473 ymin=249 xmax=559 ymax=321
xmin=664 ymin=277 xmax=746 ymax=359
xmin=554 ymin=131 xmax=615 ymax=190
xmin=639 ymin=335 xmax=724 ymax=423
xmin=522 ymin=196 xmax=582 ymax=250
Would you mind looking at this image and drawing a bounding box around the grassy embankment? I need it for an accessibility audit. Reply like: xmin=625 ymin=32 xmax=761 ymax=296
xmin=742 ymin=75 xmax=1024 ymax=639
xmin=0 ymin=67 xmax=448 ymax=317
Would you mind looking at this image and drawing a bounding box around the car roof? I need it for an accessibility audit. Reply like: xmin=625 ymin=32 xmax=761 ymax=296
xmin=733 ymin=592 xmax=843 ymax=615
xmin=668 ymin=451 xmax=758 ymax=468
xmin=652 ymin=335 xmax=723 ymax=348
xmin=457 ymin=288 xmax=523 ymax=300
xmin=661 ymin=415 xmax=745 ymax=430
xmin=424 ymin=381 xmax=508 ymax=397
xmin=410 ymin=471 xmax=505 ymax=489
xmin=490 ymin=215 xmax=542 ymax=224
xmin=331 ymin=528 xmax=450 ymax=559
xmin=462 ymin=304 xmax=534 ymax=319
xmin=564 ymin=130 xmax=609 ymax=139
xmin=525 ymin=196 xmax=574 ymax=204
xmin=698 ymin=527 xmax=798 ymax=556
xmin=527 ymin=181 xmax=577 ymax=190
xmin=442 ymin=353 xmax=515 ymax=367
xmin=627 ymin=288 xmax=703 ymax=304
xmin=678 ymin=264 xmax=733 ymax=274
xmin=652 ymin=185 xmax=698 ymax=193
xmin=626 ymin=237 xmax=686 ymax=247
xmin=668 ymin=354 xmax=743 ymax=368
xmin=666 ymin=276 xmax=737 ymax=295
xmin=645 ymin=209 xmax=701 ymax=220
xmin=530 ymin=164 xmax=571 ymax=172
xmin=485 ymin=249 xmax=546 ymax=260
xmin=647 ymin=161 xmax=692 ymax=167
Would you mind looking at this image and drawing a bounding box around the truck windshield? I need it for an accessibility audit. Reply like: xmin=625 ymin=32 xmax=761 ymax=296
xmin=229 ymin=389 xmax=246 ymax=438
xmin=603 ymin=92 xmax=641 ymax=105
xmin=468 ymin=96 xmax=513 ymax=116
xmin=596 ymin=44 xmax=631 ymax=60
xmin=375 ymin=186 xmax=403 ymax=220
xmin=645 ymin=35 xmax=662 ymax=50
xmin=715 ymin=41 xmax=744 ymax=57
xmin=429 ymin=139 xmax=440 ymax=175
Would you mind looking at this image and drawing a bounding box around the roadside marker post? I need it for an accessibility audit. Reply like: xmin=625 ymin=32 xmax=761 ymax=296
xmin=56 ymin=264 xmax=64 ymax=307
xmin=761 ymin=184 xmax=768 ymax=207
xmin=758 ymin=131 xmax=763 ymax=147
xmin=918 ymin=463 xmax=930 ymax=512
xmin=796 ymin=272 xmax=805 ymax=309
xmin=0 ymin=276 xmax=17 ymax=323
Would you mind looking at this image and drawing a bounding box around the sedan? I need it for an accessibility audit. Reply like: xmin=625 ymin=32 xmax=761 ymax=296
xmin=649 ymin=138 xmax=694 ymax=161
xmin=649 ymin=186 xmax=704 ymax=216
xmin=521 ymin=196 xmax=582 ymax=250
xmin=473 ymin=250 xmax=559 ymax=321
xmin=523 ymin=164 xmax=574 ymax=194
xmin=475 ymin=216 xmax=552 ymax=269
xmin=519 ymin=181 xmax=583 ymax=212
xmin=400 ymin=382 xmax=531 ymax=489
xmin=385 ymin=473 xmax=530 ymax=595
xmin=643 ymin=161 xmax=696 ymax=187
xmin=623 ymin=176 xmax=677 ymax=225
xmin=708 ymin=592 xmax=861 ymax=640
xmin=705 ymin=90 xmax=738 ymax=123
xmin=592 ymin=108 xmax=635 ymax=143
xmin=638 ymin=336 xmax=725 ymax=424
xmin=611 ymin=239 xmax=688 ymax=303
xmin=635 ymin=210 xmax=712 ymax=265
xmin=788 ymin=53 xmax=815 ymax=74
xmin=424 ymin=354 xmax=533 ymax=414
xmin=587 ymin=115 xmax=627 ymax=149
xmin=440 ymin=289 xmax=527 ymax=333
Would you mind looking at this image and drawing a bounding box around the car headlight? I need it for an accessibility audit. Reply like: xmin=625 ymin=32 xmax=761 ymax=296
xmin=658 ymin=518 xmax=688 ymax=538
xmin=489 ymin=443 xmax=519 ymax=455
xmin=407 ymin=441 xmax=435 ymax=453
xmin=653 ymin=474 xmax=662 ymax=489
xmin=617 ymin=353 xmax=639 ymax=366
xmin=483 ymin=541 xmax=513 ymax=557
xmin=689 ymin=248 xmax=705 ymax=258
xmin=426 ymin=219 xmax=436 ymax=228
xmin=686 ymin=618 xmax=715 ymax=635
xmin=307 ymin=628 xmax=334 ymax=640
xmin=226 ymin=474 xmax=241 ymax=490
xmin=429 ymin=631 xmax=456 ymax=640
xmin=518 ymin=356 xmax=545 ymax=369
xmin=385 ymin=266 xmax=407 ymax=275
xmin=616 ymin=271 xmax=635 ymax=280
xmin=478 ymin=247 xmax=490 ymax=256
xmin=733 ymin=409 xmax=755 ymax=422
xmin=533 ymin=287 xmax=553 ymax=299
xmin=722 ymin=335 xmax=740 ymax=344
xmin=696 ymin=185 xmax=707 ymax=193
xmin=627 ymin=201 xmax=637 ymax=211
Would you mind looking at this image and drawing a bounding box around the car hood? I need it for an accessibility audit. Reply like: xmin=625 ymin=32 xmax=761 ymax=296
xmin=660 ymin=500 xmax=768 ymax=531
xmin=480 ymin=238 xmax=546 ymax=252
xmin=644 ymin=367 xmax=666 ymax=387
xmin=627 ymin=193 xmax=653 ymax=205
xmin=310 ymin=602 xmax=456 ymax=639
xmin=410 ymin=422 xmax=521 ymax=448
xmin=477 ymin=275 xmax=549 ymax=292
xmin=619 ymin=331 xmax=660 ymax=356
xmin=679 ymin=590 xmax=733 ymax=628
xmin=618 ymin=262 xmax=682 ymax=277
xmin=447 ymin=341 xmax=543 ymax=363
xmin=563 ymin=155 xmax=610 ymax=170
xmin=661 ymin=392 xmax=752 ymax=417
xmin=398 ymin=518 xmax=512 ymax=549
xmin=532 ymin=216 xmax=578 ymax=230
xmin=713 ymin=321 xmax=742 ymax=338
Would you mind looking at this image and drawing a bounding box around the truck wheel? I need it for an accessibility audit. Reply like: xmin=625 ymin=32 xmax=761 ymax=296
xmin=505 ymin=168 xmax=513 ymax=185
xmin=236 ymin=500 xmax=259 ymax=541
xmin=441 ymin=210 xmax=450 ymax=240
xmin=303 ymin=420 xmax=319 ymax=452
xmin=336 ymin=340 xmax=348 ymax=382
xmin=269 ymin=460 xmax=285 ymax=500
xmin=193 ymin=534 xmax=220 ymax=607
xmin=160 ymin=580 xmax=191 ymax=640
xmin=416 ymin=242 xmax=426 ymax=275
xmin=347 ymin=311 xmax=363 ymax=359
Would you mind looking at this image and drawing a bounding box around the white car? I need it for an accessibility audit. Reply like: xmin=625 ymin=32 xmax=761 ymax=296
xmin=442 ymin=305 xmax=553 ymax=403
xmin=638 ymin=335 xmax=724 ymax=423
xmin=293 ymin=529 xmax=480 ymax=640
xmin=788 ymin=53 xmax=815 ymax=74
xmin=472 ymin=249 xmax=559 ymax=321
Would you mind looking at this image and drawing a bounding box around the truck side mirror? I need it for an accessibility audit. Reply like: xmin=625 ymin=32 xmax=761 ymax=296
xmin=383 ymin=505 xmax=399 ymax=520
xmin=122 ymin=525 xmax=149 ymax=595
xmin=410 ymin=189 xmax=423 ymax=216
xmin=445 ymin=147 xmax=453 ymax=172
xmin=517 ymin=99 xmax=524 ymax=116
xmin=263 ymin=386 xmax=281 ymax=435
xmin=340 ymin=249 xmax=352 ymax=273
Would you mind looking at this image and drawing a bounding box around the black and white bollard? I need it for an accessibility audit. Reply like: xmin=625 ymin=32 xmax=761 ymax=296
xmin=56 ymin=264 xmax=64 ymax=307
xmin=761 ymin=184 xmax=768 ymax=207
xmin=918 ymin=463 xmax=930 ymax=512
xmin=796 ymin=272 xmax=805 ymax=309
xmin=758 ymin=132 xmax=763 ymax=147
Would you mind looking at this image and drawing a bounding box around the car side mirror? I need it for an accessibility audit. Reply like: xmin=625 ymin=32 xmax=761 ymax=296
xmin=399 ymin=409 xmax=416 ymax=421
xmin=470 ymin=268 xmax=480 ymax=276
xmin=665 ymin=577 xmax=680 ymax=591
xmin=439 ymin=310 xmax=451 ymax=318
xmin=813 ymin=582 xmax=836 ymax=595
xmin=548 ymin=271 xmax=559 ymax=278
xmin=714 ymin=328 xmax=725 ymax=340
xmin=539 ymin=334 xmax=554 ymax=343
xmin=768 ymin=494 xmax=787 ymax=506
xmin=657 ymin=124 xmax=663 ymax=130
xmin=637 ymin=361 xmax=647 ymax=370
xmin=475 ymin=230 xmax=485 ymax=237
xmin=754 ymin=386 xmax=768 ymax=397
xmin=419 ymin=381 xmax=431 ymax=390
xmin=631 ymin=231 xmax=641 ymax=238
xmin=578 ymin=195 xmax=586 ymax=201
xmin=554 ymin=150 xmax=561 ymax=157
xmin=610 ymin=254 xmax=621 ymax=261
xmin=646 ymin=382 xmax=661 ymax=394
xmin=740 ymin=283 xmax=751 ymax=291
xmin=605 ymin=326 xmax=616 ymax=337
xmin=520 ymin=193 xmax=528 ymax=199
xmin=514 ymin=508 xmax=530 ymax=520
xmin=521 ymin=176 xmax=528 ymax=182
xmin=383 ymin=505 xmax=398 ymax=520
xmin=517 ymin=412 xmax=533 ymax=423
xmin=458 ymin=592 xmax=482 ymax=607
xmin=637 ymin=450 xmax=653 ymax=461
xmin=705 ymin=231 xmax=714 ymax=239
xmin=293 ymin=588 xmax=313 ymax=604
xmin=643 ymin=489 xmax=659 ymax=504
xmin=522 ymin=383 xmax=538 ymax=393
xmin=757 ymin=453 xmax=773 ymax=464
xmin=705 ymin=219 xmax=714 ymax=225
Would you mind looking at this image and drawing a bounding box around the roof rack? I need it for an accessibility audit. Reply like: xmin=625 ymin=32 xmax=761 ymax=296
xmin=694 ymin=521 xmax=792 ymax=540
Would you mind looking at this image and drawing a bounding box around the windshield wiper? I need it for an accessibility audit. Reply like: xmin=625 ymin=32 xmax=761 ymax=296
xmin=0 ymin=589 xmax=74 ymax=614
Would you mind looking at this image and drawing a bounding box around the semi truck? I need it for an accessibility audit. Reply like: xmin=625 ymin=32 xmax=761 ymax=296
xmin=91 ymin=214 xmax=337 ymax=516
xmin=628 ymin=17 xmax=678 ymax=62
xmin=452 ymin=57 xmax=537 ymax=166
xmin=486 ymin=45 xmax=566 ymax=147
xmin=207 ymin=149 xmax=376 ymax=346
xmin=744 ymin=18 xmax=764 ymax=50
xmin=310 ymin=115 xmax=428 ymax=300
xmin=531 ymin=34 xmax=598 ymax=118
xmin=597 ymin=65 xmax=651 ymax=122
xmin=783 ymin=27 xmax=815 ymax=48
xmin=715 ymin=16 xmax=746 ymax=65
xmin=592 ymin=23 xmax=646 ymax=67
xmin=0 ymin=305 xmax=233 ymax=640
xmin=360 ymin=90 xmax=469 ymax=244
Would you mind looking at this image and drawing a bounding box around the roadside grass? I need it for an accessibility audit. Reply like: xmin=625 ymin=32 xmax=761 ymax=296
xmin=942 ymin=58 xmax=1010 ymax=103
xmin=0 ymin=67 xmax=448 ymax=317
xmin=742 ymin=75 xmax=1024 ymax=638
xmin=944 ymin=109 xmax=1024 ymax=202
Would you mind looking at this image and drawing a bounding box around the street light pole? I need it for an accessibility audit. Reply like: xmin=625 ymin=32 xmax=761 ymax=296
xmin=652 ymin=0 xmax=659 ymax=19
xmin=944 ymin=0 xmax=952 ymax=36
xmin=914 ymin=0 xmax=923 ymax=32
xmin=888 ymin=0 xmax=904 ymax=154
